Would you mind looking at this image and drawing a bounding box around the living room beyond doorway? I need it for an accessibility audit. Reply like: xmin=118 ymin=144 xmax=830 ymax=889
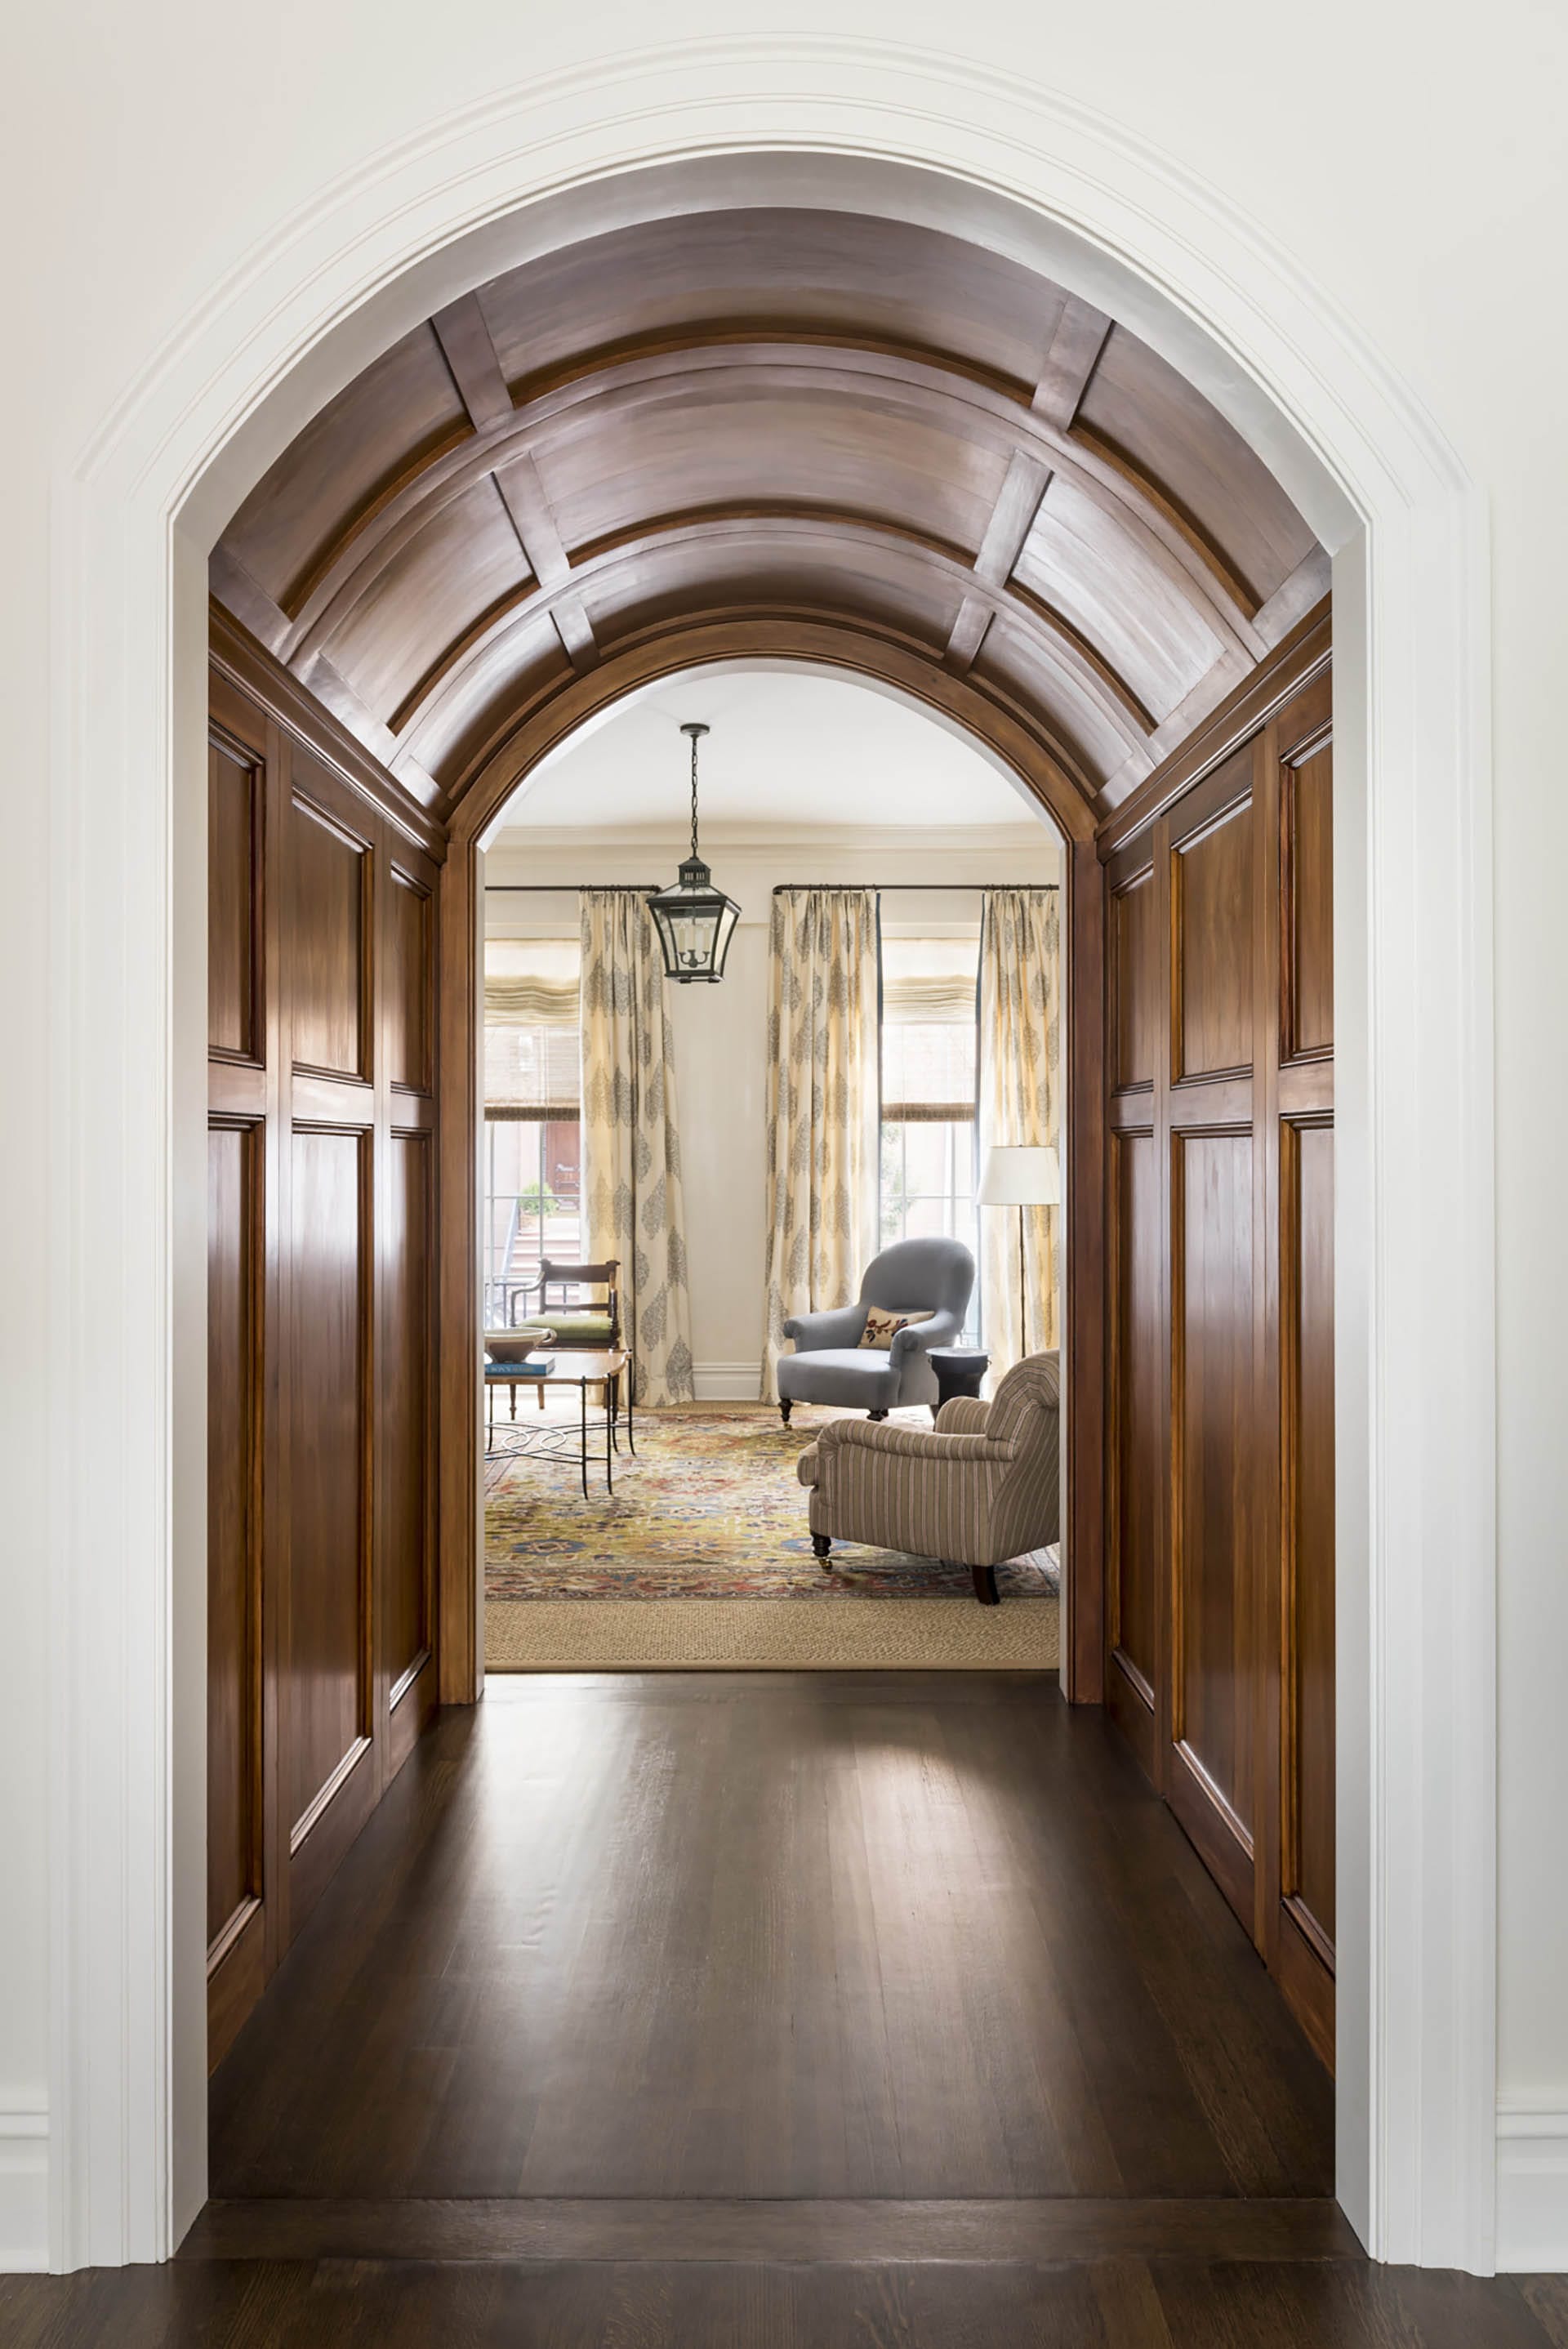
xmin=478 ymin=666 xmax=1067 ymax=1673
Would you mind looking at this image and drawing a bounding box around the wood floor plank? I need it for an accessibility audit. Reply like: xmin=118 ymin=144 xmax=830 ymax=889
xmin=180 ymin=2192 xmax=1364 ymax=2263
xmin=3 ymin=2259 xmax=1562 ymax=2348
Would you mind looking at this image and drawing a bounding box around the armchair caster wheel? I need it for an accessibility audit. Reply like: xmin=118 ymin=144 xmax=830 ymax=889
xmin=779 ymin=1399 xmax=793 ymax=1426
xmin=963 ymin=1562 xmax=1000 ymax=1607
xmin=812 ymin=1532 xmax=832 ymax=1567
xmin=867 ymin=1408 xmax=889 ymax=1421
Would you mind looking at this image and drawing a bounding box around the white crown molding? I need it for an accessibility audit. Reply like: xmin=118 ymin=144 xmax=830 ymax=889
xmin=46 ymin=29 xmax=1495 ymax=2275
xmin=1497 ymin=2108 xmax=1568 ymax=2271
xmin=485 ymin=822 xmax=1057 ymax=856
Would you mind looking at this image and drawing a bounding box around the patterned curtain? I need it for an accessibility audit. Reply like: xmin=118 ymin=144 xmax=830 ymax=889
xmin=579 ymin=890 xmax=695 ymax=1406
xmin=979 ymin=888 xmax=1061 ymax=1380
xmin=761 ymin=888 xmax=881 ymax=1400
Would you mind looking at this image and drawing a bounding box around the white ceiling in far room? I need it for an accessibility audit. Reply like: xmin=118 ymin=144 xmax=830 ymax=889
xmin=488 ymin=666 xmax=1059 ymax=843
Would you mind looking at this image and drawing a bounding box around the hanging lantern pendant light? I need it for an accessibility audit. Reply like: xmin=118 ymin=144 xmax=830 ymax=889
xmin=646 ymin=720 xmax=742 ymax=983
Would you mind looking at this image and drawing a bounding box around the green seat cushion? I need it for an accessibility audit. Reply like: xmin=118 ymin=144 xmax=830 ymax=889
xmin=542 ymin=1313 xmax=615 ymax=1348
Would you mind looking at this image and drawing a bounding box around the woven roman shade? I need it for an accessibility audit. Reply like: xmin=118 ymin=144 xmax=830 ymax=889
xmin=484 ymin=939 xmax=581 ymax=1117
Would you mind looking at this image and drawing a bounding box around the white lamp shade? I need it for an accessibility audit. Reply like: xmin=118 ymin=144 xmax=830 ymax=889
xmin=978 ymin=1143 xmax=1060 ymax=1207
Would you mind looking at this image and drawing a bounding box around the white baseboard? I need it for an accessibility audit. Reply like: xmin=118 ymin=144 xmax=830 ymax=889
xmin=1497 ymin=2107 xmax=1568 ymax=2270
xmin=0 ymin=2102 xmax=48 ymax=2271
xmin=692 ymin=1362 xmax=762 ymax=1402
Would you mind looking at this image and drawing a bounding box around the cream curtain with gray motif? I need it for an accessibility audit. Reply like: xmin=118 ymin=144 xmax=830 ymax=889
xmin=761 ymin=888 xmax=881 ymax=1400
xmin=579 ymin=890 xmax=695 ymax=1406
xmin=979 ymin=888 xmax=1061 ymax=1380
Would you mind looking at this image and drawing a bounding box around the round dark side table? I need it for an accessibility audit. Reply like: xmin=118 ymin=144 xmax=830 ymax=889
xmin=929 ymin=1347 xmax=990 ymax=1420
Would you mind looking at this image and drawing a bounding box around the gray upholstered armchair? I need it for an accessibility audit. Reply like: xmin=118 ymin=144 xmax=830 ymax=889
xmin=775 ymin=1237 xmax=975 ymax=1423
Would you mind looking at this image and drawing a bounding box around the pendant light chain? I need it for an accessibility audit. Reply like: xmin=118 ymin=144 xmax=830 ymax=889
xmin=690 ymin=724 xmax=701 ymax=862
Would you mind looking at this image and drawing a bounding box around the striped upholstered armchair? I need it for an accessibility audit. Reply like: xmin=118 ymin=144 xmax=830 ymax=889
xmin=796 ymin=1351 xmax=1060 ymax=1604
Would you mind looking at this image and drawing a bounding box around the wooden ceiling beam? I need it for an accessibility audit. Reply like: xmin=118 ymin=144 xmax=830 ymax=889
xmin=1032 ymin=296 xmax=1113 ymax=429
xmin=551 ymin=600 xmax=599 ymax=675
xmin=430 ymin=295 xmax=514 ymax=433
xmin=947 ymin=448 xmax=1052 ymax=674
xmin=493 ymin=453 xmax=570 ymax=587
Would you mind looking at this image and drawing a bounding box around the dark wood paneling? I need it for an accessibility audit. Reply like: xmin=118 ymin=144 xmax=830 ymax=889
xmin=1112 ymin=868 xmax=1157 ymax=1090
xmin=207 ymin=638 xmax=443 ymax=2059
xmin=285 ymin=1126 xmax=370 ymax=1847
xmin=208 ymin=733 xmax=262 ymax=1061
xmin=1110 ymin=1130 xmax=1161 ymax=1706
xmin=206 ymin=1123 xmax=261 ymax=1954
xmin=1172 ymin=760 xmax=1254 ymax=1080
xmin=1283 ymin=729 xmax=1334 ymax=1062
xmin=287 ymin=784 xmax=371 ymax=1081
xmin=381 ymin=1134 xmax=433 ymax=1695
xmin=1281 ymin=1116 xmax=1335 ymax=2043
xmin=1169 ymin=1128 xmax=1256 ymax=1918
xmin=1098 ymin=623 xmax=1334 ymax=2058
xmin=385 ymin=867 xmax=432 ymax=1091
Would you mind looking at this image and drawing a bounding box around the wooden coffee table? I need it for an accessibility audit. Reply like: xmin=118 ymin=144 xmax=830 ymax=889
xmin=483 ymin=1348 xmax=635 ymax=1497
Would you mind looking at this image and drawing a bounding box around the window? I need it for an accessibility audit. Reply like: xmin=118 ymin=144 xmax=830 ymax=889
xmin=879 ymin=936 xmax=981 ymax=1341
xmin=483 ymin=939 xmax=581 ymax=1326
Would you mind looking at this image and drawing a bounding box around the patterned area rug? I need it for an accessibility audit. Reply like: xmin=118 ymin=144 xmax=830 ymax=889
xmin=484 ymin=1405 xmax=1058 ymax=1602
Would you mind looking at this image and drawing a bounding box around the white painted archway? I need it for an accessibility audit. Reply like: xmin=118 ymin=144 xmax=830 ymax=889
xmin=47 ymin=39 xmax=1495 ymax=2275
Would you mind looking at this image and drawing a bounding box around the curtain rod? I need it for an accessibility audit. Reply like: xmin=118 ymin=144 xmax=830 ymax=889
xmin=485 ymin=880 xmax=1059 ymax=894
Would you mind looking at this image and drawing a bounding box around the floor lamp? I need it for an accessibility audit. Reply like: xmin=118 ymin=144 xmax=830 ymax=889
xmin=978 ymin=1143 xmax=1060 ymax=1363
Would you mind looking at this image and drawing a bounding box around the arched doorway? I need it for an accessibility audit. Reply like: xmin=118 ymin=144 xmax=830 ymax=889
xmin=48 ymin=71 xmax=1494 ymax=2275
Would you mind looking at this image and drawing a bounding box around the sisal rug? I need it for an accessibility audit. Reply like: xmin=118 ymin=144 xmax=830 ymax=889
xmin=484 ymin=1404 xmax=1058 ymax=1602
xmin=485 ymin=1596 xmax=1058 ymax=1671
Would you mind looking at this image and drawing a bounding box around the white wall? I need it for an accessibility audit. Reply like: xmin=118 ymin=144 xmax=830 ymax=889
xmin=486 ymin=828 xmax=1062 ymax=1396
xmin=2 ymin=0 xmax=1565 ymax=2273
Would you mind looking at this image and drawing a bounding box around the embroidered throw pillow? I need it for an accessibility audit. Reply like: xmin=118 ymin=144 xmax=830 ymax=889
xmin=858 ymin=1306 xmax=934 ymax=1351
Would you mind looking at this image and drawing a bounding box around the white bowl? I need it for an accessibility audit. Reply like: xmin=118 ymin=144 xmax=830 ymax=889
xmin=483 ymin=1326 xmax=555 ymax=1365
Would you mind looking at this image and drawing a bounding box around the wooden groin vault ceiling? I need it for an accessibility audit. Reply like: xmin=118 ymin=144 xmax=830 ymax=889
xmin=206 ymin=198 xmax=1335 ymax=2064
xmin=211 ymin=206 xmax=1328 ymax=827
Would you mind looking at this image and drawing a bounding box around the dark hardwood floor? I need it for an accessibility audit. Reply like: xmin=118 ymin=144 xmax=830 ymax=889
xmin=4 ymin=1673 xmax=1560 ymax=2344
xmin=206 ymin=1671 xmax=1332 ymax=2204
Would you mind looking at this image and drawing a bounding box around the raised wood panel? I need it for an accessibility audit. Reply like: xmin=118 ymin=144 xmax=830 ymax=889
xmin=288 ymin=788 xmax=370 ymax=1079
xmin=285 ymin=1125 xmax=370 ymax=1845
xmin=1283 ymin=1119 xmax=1335 ymax=1958
xmin=1112 ymin=871 xmax=1158 ymax=1090
xmin=1171 ymin=1128 xmax=1256 ymax=1902
xmin=1173 ymin=764 xmax=1254 ymax=1080
xmin=381 ymin=1134 xmax=433 ymax=1692
xmin=208 ymin=731 xmax=261 ymax=1061
xmin=207 ymin=1121 xmax=261 ymax=1953
xmin=385 ymin=869 xmax=433 ymax=1092
xmin=1110 ymin=1130 xmax=1162 ymax=1701
xmin=1284 ymin=736 xmax=1333 ymax=1061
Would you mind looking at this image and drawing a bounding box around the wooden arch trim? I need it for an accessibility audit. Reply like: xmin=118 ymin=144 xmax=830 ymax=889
xmin=434 ymin=613 xmax=1107 ymax=1707
xmin=450 ymin=611 xmax=1102 ymax=843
